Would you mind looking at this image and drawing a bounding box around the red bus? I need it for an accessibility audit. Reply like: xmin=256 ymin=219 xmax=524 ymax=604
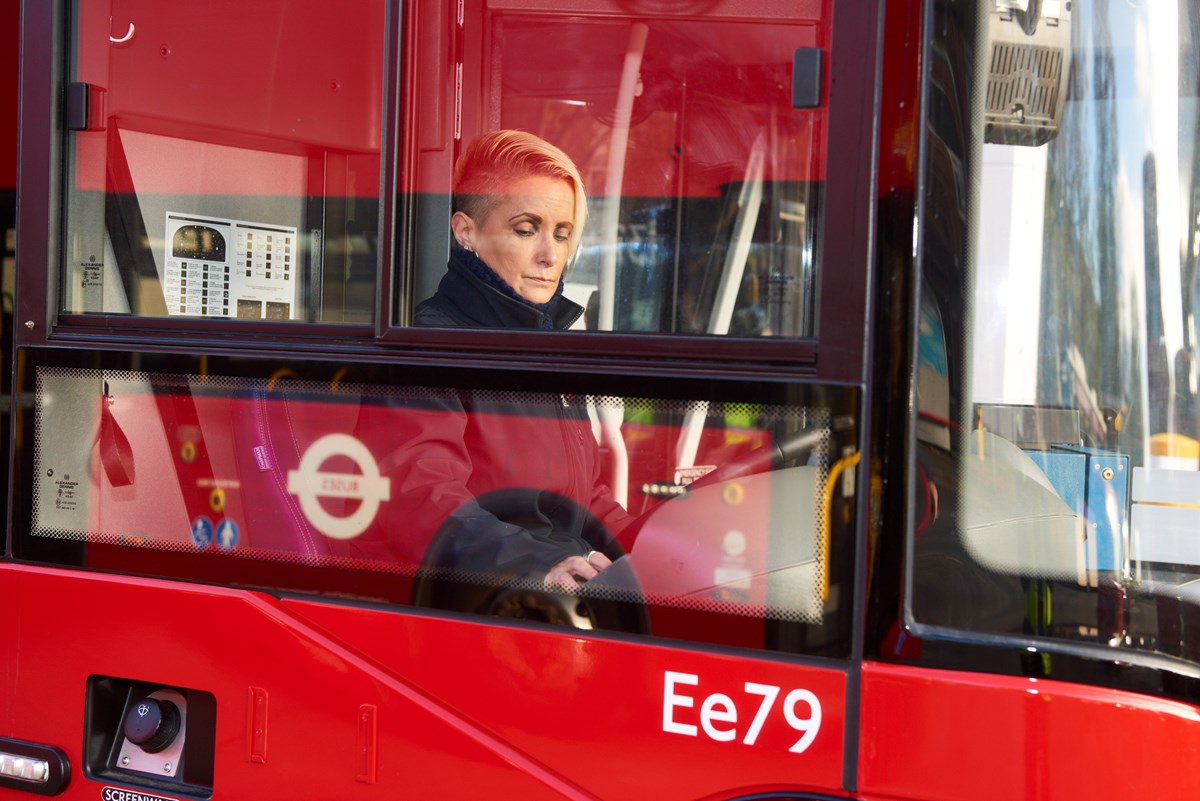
xmin=5 ymin=0 xmax=1200 ymax=799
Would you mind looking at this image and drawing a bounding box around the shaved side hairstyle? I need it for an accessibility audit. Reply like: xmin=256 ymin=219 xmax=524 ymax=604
xmin=453 ymin=129 xmax=588 ymax=257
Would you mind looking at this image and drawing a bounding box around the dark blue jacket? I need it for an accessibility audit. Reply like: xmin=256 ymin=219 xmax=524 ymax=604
xmin=407 ymin=251 xmax=629 ymax=582
xmin=415 ymin=248 xmax=584 ymax=330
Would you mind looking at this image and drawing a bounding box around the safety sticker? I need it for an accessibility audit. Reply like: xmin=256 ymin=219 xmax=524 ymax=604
xmin=189 ymin=516 xmax=213 ymax=549
xmin=216 ymin=519 xmax=239 ymax=550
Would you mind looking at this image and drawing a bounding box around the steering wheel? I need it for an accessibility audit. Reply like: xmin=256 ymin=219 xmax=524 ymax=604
xmin=411 ymin=489 xmax=650 ymax=635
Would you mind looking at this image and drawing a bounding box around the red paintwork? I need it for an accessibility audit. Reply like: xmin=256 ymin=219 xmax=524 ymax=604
xmin=70 ymin=0 xmax=830 ymax=198
xmin=84 ymin=0 xmax=385 ymax=144
xmin=876 ymin=0 xmax=923 ymax=199
xmin=0 ymin=0 xmax=16 ymax=192
xmin=457 ymin=11 xmax=831 ymax=198
xmin=0 ymin=564 xmax=845 ymax=800
xmin=858 ymin=661 xmax=1200 ymax=801
xmin=72 ymin=0 xmax=385 ymax=196
xmin=7 ymin=560 xmax=1199 ymax=800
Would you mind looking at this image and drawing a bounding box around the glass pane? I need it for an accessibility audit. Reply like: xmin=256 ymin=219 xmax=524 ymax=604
xmin=913 ymin=1 xmax=1200 ymax=667
xmin=30 ymin=363 xmax=854 ymax=653
xmin=64 ymin=0 xmax=384 ymax=323
xmin=403 ymin=0 xmax=827 ymax=336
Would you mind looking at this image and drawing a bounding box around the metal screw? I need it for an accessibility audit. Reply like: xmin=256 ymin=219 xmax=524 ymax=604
xmin=24 ymin=320 xmax=33 ymax=329
xmin=1101 ymin=467 xmax=1115 ymax=481
xmin=163 ymin=762 xmax=172 ymax=773
xmin=120 ymin=756 xmax=130 ymax=766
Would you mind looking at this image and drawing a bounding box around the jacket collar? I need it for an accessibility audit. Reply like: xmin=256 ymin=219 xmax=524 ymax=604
xmin=437 ymin=249 xmax=584 ymax=330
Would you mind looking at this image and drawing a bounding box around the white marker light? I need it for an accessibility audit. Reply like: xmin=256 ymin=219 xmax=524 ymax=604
xmin=0 ymin=752 xmax=49 ymax=783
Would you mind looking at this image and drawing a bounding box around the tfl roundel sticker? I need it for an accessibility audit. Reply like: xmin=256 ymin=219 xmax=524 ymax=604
xmin=286 ymin=434 xmax=391 ymax=540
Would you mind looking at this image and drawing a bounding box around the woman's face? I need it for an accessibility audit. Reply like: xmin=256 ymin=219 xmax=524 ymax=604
xmin=454 ymin=174 xmax=575 ymax=305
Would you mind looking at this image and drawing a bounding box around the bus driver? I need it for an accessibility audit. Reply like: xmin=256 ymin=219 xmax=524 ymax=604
xmin=413 ymin=129 xmax=633 ymax=591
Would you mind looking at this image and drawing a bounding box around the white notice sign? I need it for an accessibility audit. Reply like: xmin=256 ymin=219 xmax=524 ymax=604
xmin=164 ymin=212 xmax=299 ymax=319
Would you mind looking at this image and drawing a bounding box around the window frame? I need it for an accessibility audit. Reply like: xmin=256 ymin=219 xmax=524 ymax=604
xmin=21 ymin=0 xmax=878 ymax=386
xmin=379 ymin=0 xmax=877 ymax=385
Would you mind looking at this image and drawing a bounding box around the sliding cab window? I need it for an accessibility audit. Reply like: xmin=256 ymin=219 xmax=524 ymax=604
xmin=399 ymin=0 xmax=828 ymax=337
xmin=63 ymin=0 xmax=385 ymax=324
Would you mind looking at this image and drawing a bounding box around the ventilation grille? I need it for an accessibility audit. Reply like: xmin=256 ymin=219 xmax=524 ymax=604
xmin=987 ymin=42 xmax=1063 ymax=124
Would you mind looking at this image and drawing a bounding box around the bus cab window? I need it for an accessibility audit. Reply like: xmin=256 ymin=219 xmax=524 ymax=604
xmin=402 ymin=4 xmax=826 ymax=336
xmin=63 ymin=0 xmax=385 ymax=324
xmin=911 ymin=0 xmax=1200 ymax=666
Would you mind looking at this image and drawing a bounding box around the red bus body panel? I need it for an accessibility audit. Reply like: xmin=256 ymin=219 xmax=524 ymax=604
xmin=6 ymin=561 xmax=1197 ymax=800
xmin=0 ymin=564 xmax=845 ymax=800
xmin=858 ymin=662 xmax=1200 ymax=801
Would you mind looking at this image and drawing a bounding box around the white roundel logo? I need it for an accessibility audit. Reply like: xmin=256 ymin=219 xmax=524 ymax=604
xmin=286 ymin=434 xmax=391 ymax=540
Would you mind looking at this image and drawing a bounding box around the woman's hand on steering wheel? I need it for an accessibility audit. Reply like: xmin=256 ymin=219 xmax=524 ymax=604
xmin=544 ymin=550 xmax=612 ymax=590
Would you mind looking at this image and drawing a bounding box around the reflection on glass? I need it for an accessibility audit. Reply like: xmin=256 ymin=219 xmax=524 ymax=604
xmin=34 ymin=367 xmax=836 ymax=640
xmin=64 ymin=0 xmax=384 ymax=323
xmin=913 ymin=1 xmax=1200 ymax=668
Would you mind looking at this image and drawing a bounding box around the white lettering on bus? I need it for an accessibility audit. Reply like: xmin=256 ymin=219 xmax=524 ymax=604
xmin=101 ymin=787 xmax=180 ymax=801
xmin=662 ymin=671 xmax=699 ymax=735
xmin=662 ymin=671 xmax=822 ymax=753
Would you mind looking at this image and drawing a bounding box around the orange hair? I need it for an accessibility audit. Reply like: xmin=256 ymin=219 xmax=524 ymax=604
xmin=453 ymin=129 xmax=588 ymax=256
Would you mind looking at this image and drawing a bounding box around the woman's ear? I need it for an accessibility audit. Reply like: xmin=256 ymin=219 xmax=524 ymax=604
xmin=450 ymin=211 xmax=475 ymax=251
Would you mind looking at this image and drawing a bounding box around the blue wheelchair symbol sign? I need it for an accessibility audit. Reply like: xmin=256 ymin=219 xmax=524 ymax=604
xmin=190 ymin=516 xmax=214 ymax=548
xmin=216 ymin=519 xmax=239 ymax=550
